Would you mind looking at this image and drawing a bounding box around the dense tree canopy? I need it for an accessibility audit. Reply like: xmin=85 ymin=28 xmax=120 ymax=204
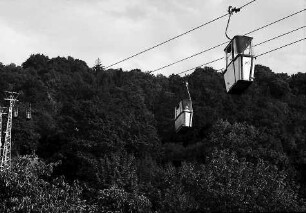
xmin=0 ymin=54 xmax=306 ymax=212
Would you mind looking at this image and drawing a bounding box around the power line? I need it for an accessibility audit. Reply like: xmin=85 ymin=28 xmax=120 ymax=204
xmin=105 ymin=0 xmax=257 ymax=69
xmin=176 ymin=28 xmax=306 ymax=75
xmin=150 ymin=8 xmax=306 ymax=74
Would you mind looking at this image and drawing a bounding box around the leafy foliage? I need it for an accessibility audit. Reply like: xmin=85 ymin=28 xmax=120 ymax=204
xmin=96 ymin=185 xmax=152 ymax=213
xmin=178 ymin=149 xmax=305 ymax=212
xmin=0 ymin=155 xmax=91 ymax=212
xmin=1 ymin=55 xmax=306 ymax=212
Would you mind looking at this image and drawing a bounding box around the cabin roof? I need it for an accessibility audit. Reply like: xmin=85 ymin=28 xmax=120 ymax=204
xmin=224 ymin=35 xmax=253 ymax=53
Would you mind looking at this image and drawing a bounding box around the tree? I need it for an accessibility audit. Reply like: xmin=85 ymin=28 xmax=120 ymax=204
xmin=93 ymin=58 xmax=105 ymax=73
xmin=0 ymin=155 xmax=93 ymax=212
xmin=96 ymin=185 xmax=152 ymax=213
xmin=179 ymin=149 xmax=305 ymax=212
xmin=208 ymin=120 xmax=289 ymax=168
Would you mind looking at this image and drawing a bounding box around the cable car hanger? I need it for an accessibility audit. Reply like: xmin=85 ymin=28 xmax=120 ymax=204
xmin=185 ymin=81 xmax=191 ymax=101
xmin=225 ymin=6 xmax=241 ymax=40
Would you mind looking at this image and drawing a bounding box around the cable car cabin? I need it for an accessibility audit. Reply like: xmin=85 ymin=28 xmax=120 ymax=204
xmin=174 ymin=99 xmax=193 ymax=133
xmin=13 ymin=106 xmax=18 ymax=118
xmin=223 ymin=35 xmax=255 ymax=94
xmin=26 ymin=104 xmax=31 ymax=120
xmin=26 ymin=110 xmax=31 ymax=120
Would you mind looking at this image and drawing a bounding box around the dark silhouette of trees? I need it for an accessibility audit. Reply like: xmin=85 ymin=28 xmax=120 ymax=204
xmin=0 ymin=54 xmax=306 ymax=212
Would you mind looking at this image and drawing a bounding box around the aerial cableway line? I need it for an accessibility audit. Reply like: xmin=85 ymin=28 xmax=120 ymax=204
xmin=106 ymin=0 xmax=257 ymax=69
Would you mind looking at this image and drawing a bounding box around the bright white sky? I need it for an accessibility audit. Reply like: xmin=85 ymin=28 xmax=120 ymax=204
xmin=0 ymin=0 xmax=305 ymax=76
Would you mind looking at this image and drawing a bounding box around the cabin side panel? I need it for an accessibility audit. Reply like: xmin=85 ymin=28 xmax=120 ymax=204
xmin=224 ymin=63 xmax=236 ymax=92
xmin=234 ymin=56 xmax=242 ymax=82
xmin=184 ymin=111 xmax=192 ymax=127
xmin=241 ymin=56 xmax=253 ymax=81
xmin=175 ymin=113 xmax=185 ymax=132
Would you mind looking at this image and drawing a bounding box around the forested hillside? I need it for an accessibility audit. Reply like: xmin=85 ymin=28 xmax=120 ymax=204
xmin=1 ymin=54 xmax=306 ymax=212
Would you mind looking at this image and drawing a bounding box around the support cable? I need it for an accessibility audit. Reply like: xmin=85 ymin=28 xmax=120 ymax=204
xmin=253 ymin=26 xmax=306 ymax=47
xmin=177 ymin=57 xmax=224 ymax=75
xmin=105 ymin=14 xmax=227 ymax=69
xmin=244 ymin=8 xmax=306 ymax=36
xmin=256 ymin=37 xmax=306 ymax=58
xmin=105 ymin=0 xmax=257 ymax=69
xmin=185 ymin=82 xmax=192 ymax=101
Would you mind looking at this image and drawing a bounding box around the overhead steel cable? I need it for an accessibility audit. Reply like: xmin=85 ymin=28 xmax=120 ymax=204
xmin=105 ymin=0 xmax=257 ymax=69
xmin=105 ymin=14 xmax=227 ymax=69
xmin=244 ymin=8 xmax=306 ymax=36
xmin=253 ymin=25 xmax=306 ymax=47
xmin=256 ymin=37 xmax=306 ymax=58
xmin=149 ymin=42 xmax=228 ymax=73
xmin=149 ymin=8 xmax=306 ymax=74
xmin=176 ymin=27 xmax=306 ymax=75
xmin=176 ymin=57 xmax=224 ymax=75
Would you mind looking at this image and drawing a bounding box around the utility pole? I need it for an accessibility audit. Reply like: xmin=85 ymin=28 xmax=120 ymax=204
xmin=0 ymin=91 xmax=19 ymax=171
xmin=0 ymin=107 xmax=7 ymax=161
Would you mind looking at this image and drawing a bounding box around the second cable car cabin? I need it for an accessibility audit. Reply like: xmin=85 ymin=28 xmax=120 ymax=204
xmin=26 ymin=105 xmax=31 ymax=120
xmin=223 ymin=35 xmax=255 ymax=94
xmin=174 ymin=99 xmax=193 ymax=133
